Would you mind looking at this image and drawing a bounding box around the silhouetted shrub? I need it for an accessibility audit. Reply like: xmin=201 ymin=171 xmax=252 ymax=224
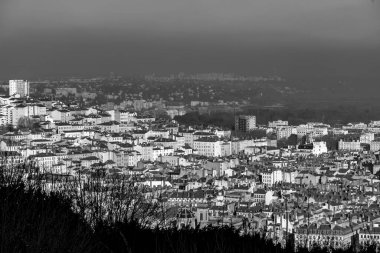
xmin=0 ymin=181 xmax=374 ymax=253
xmin=0 ymin=183 xmax=98 ymax=253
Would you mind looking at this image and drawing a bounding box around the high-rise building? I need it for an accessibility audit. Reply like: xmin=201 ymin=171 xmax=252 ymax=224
xmin=235 ymin=115 xmax=256 ymax=132
xmin=9 ymin=80 xmax=30 ymax=97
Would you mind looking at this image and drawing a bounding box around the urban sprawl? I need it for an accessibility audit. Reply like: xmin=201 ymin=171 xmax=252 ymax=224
xmin=2 ymin=79 xmax=380 ymax=251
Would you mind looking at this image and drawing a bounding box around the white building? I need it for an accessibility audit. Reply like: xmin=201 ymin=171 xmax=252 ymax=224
xmin=134 ymin=144 xmax=153 ymax=161
xmin=193 ymin=137 xmax=222 ymax=157
xmin=152 ymin=147 xmax=174 ymax=161
xmin=265 ymin=190 xmax=278 ymax=205
xmin=312 ymin=141 xmax=328 ymax=156
xmin=268 ymin=120 xmax=288 ymax=128
xmin=0 ymin=105 xmax=13 ymax=126
xmin=9 ymin=80 xmax=30 ymax=97
xmin=332 ymin=128 xmax=348 ymax=135
xmin=49 ymin=109 xmax=74 ymax=123
xmin=231 ymin=138 xmax=268 ymax=154
xmin=343 ymin=122 xmax=367 ymax=130
xmin=114 ymin=110 xmax=137 ymax=123
xmin=115 ymin=151 xmax=142 ymax=167
xmin=369 ymin=121 xmax=380 ymax=127
xmin=338 ymin=139 xmax=361 ymax=151
xmin=277 ymin=126 xmax=297 ymax=140
xmin=29 ymin=153 xmax=60 ymax=172
xmin=296 ymin=124 xmax=328 ymax=138
xmin=360 ymin=133 xmax=375 ymax=144
xmin=370 ymin=141 xmax=380 ymax=152
xmin=142 ymin=179 xmax=172 ymax=188
xmin=12 ymin=104 xmax=47 ymax=126
xmin=178 ymin=130 xmax=195 ymax=148
xmin=311 ymin=126 xmax=328 ymax=137
xmin=146 ymin=130 xmax=170 ymax=140
xmin=166 ymin=108 xmax=186 ymax=119
xmin=261 ymin=169 xmax=283 ymax=186
xmin=283 ymin=170 xmax=298 ymax=184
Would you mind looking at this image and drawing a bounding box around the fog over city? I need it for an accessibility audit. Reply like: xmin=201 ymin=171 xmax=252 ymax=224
xmin=0 ymin=0 xmax=379 ymax=80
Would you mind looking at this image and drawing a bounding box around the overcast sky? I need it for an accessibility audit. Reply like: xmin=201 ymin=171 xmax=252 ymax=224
xmin=0 ymin=0 xmax=379 ymax=79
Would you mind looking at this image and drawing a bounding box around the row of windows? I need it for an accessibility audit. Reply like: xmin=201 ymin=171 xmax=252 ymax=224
xmin=297 ymin=234 xmax=344 ymax=239
xmin=360 ymin=235 xmax=380 ymax=239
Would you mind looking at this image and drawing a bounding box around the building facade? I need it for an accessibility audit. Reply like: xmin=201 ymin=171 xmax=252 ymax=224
xmin=235 ymin=115 xmax=256 ymax=132
xmin=9 ymin=80 xmax=30 ymax=97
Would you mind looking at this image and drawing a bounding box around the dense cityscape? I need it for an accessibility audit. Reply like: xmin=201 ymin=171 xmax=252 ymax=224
xmin=1 ymin=0 xmax=379 ymax=251
xmin=2 ymin=78 xmax=380 ymax=252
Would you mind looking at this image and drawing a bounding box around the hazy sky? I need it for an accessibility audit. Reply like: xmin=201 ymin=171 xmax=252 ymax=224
xmin=0 ymin=0 xmax=379 ymax=79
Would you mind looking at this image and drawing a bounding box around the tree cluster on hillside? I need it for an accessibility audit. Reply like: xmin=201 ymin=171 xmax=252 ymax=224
xmin=175 ymin=106 xmax=380 ymax=129
xmin=17 ymin=116 xmax=41 ymax=131
xmin=277 ymin=134 xmax=299 ymax=148
xmin=0 ymin=183 xmax=97 ymax=253
xmin=0 ymin=167 xmax=377 ymax=253
xmin=174 ymin=112 xmax=234 ymax=129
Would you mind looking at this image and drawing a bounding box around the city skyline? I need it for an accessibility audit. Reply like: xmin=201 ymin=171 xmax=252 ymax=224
xmin=2 ymin=1 xmax=380 ymax=252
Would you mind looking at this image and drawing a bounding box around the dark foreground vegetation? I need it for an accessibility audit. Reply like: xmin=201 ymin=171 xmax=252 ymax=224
xmin=0 ymin=181 xmax=377 ymax=253
xmin=0 ymin=184 xmax=96 ymax=253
